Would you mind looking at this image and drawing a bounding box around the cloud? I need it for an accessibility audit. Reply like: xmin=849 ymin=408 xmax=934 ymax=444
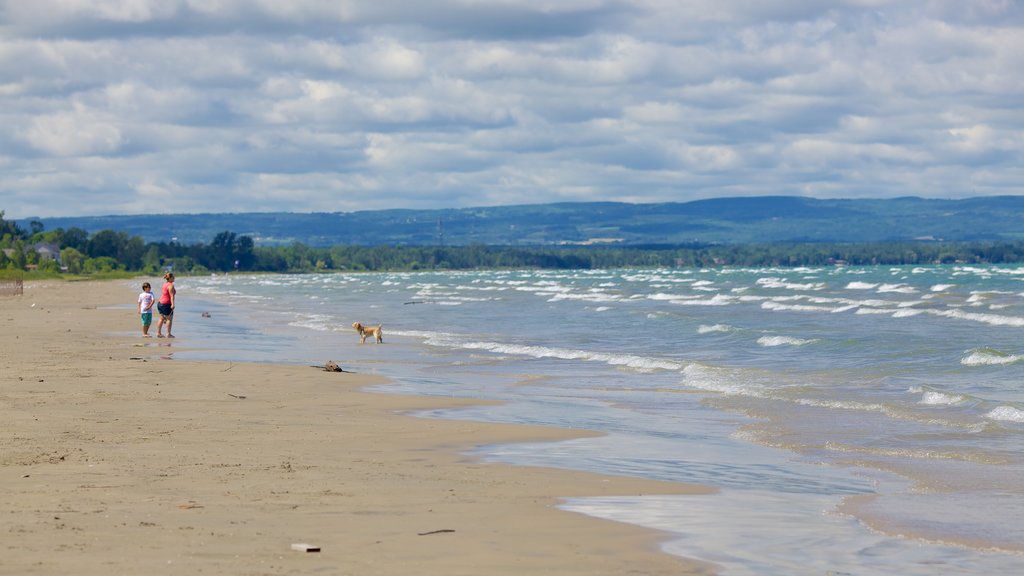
xmin=0 ymin=0 xmax=1021 ymax=218
xmin=22 ymin=109 xmax=123 ymax=156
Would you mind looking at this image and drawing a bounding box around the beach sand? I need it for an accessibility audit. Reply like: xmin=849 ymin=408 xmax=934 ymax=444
xmin=1 ymin=280 xmax=716 ymax=575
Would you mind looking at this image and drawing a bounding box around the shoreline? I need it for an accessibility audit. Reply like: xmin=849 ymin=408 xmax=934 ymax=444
xmin=1 ymin=280 xmax=717 ymax=575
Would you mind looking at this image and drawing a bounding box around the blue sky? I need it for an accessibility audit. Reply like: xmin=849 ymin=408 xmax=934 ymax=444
xmin=1 ymin=0 xmax=1022 ymax=218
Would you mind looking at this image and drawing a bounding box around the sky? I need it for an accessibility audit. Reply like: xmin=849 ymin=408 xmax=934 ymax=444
xmin=1 ymin=0 xmax=1022 ymax=218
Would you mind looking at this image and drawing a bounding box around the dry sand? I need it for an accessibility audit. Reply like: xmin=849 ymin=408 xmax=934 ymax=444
xmin=1 ymin=280 xmax=717 ymax=575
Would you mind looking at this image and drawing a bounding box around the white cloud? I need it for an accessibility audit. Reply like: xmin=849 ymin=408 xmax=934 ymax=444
xmin=23 ymin=109 xmax=125 ymax=156
xmin=0 ymin=0 xmax=1021 ymax=217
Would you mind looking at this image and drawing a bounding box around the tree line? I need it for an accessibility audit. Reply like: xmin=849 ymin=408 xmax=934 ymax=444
xmin=5 ymin=210 xmax=1024 ymax=275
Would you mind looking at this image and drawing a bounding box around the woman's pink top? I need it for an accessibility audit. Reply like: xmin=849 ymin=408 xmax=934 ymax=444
xmin=160 ymin=282 xmax=174 ymax=304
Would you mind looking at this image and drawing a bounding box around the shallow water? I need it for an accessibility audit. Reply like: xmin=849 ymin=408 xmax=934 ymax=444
xmin=159 ymin=265 xmax=1024 ymax=574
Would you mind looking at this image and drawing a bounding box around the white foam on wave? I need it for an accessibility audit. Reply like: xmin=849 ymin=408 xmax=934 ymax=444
xmin=405 ymin=330 xmax=685 ymax=373
xmin=515 ymin=283 xmax=571 ymax=294
xmin=961 ymin=349 xmax=1024 ymax=366
xmin=548 ymin=291 xmax=622 ymax=304
xmin=648 ymin=293 xmax=701 ymax=302
xmin=189 ymin=286 xmax=268 ymax=301
xmin=679 ymin=363 xmax=764 ymax=396
xmin=455 ymin=284 xmax=508 ymax=292
xmin=846 ymin=281 xmax=879 ymax=290
xmin=892 ymin=309 xmax=924 ymax=318
xmin=877 ymin=283 xmax=918 ymax=294
xmin=919 ymin=390 xmax=967 ymax=406
xmin=698 ymin=324 xmax=734 ymax=334
xmin=985 ymin=406 xmax=1024 ymax=422
xmin=930 ymin=284 xmax=955 ymax=292
xmin=855 ymin=307 xmax=893 ymax=315
xmin=933 ymin=308 xmax=1024 ymax=328
xmin=757 ymin=335 xmax=816 ymax=347
xmin=757 ymin=277 xmax=826 ymax=291
xmin=794 ymin=397 xmax=986 ymax=431
xmin=737 ymin=295 xmax=768 ymax=302
xmin=656 ymin=293 xmax=736 ymax=306
xmin=822 ymin=441 xmax=993 ymax=462
xmin=762 ymin=301 xmax=838 ymax=313
xmin=622 ymin=273 xmax=694 ymax=283
xmin=289 ymin=313 xmax=335 ymax=332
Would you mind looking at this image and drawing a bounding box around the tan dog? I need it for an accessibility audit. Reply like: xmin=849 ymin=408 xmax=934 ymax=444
xmin=352 ymin=322 xmax=383 ymax=344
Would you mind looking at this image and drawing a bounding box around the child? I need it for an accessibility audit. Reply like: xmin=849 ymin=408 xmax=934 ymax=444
xmin=138 ymin=282 xmax=155 ymax=337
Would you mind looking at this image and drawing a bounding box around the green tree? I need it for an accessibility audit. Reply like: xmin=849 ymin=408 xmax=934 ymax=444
xmin=88 ymin=230 xmax=125 ymax=259
xmin=208 ymin=230 xmax=237 ymax=271
xmin=234 ymin=235 xmax=255 ymax=270
xmin=60 ymin=247 xmax=86 ymax=274
xmin=0 ymin=211 xmax=25 ymax=240
xmin=63 ymin=227 xmax=90 ymax=252
xmin=83 ymin=256 xmax=121 ymax=274
xmin=141 ymin=245 xmax=161 ymax=274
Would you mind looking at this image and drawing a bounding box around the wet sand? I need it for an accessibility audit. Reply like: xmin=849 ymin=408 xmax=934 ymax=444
xmin=1 ymin=280 xmax=717 ymax=575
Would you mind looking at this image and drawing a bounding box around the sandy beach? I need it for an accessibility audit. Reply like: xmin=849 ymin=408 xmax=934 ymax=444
xmin=1 ymin=280 xmax=715 ymax=575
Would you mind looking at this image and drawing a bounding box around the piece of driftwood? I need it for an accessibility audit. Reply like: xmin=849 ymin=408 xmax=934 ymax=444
xmin=417 ymin=529 xmax=456 ymax=536
xmin=291 ymin=543 xmax=320 ymax=552
xmin=322 ymin=360 xmax=345 ymax=372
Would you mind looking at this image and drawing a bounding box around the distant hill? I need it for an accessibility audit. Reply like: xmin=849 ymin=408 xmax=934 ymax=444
xmin=25 ymin=196 xmax=1024 ymax=247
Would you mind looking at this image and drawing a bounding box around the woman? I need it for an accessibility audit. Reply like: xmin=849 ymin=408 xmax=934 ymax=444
xmin=156 ymin=272 xmax=176 ymax=338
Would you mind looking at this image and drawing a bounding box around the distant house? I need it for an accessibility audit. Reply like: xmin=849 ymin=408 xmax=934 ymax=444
xmin=31 ymin=242 xmax=62 ymax=264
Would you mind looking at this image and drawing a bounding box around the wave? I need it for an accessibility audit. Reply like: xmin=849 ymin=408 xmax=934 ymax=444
xmin=762 ymin=301 xmax=842 ymax=313
xmin=757 ymin=335 xmax=816 ymax=347
xmin=698 ymin=324 xmax=735 ymax=334
xmin=933 ymin=309 xmax=1024 ymax=328
xmin=961 ymin=348 xmax=1024 ymax=366
xmin=792 ymin=397 xmax=987 ymax=432
xmin=987 ymin=403 xmax=1024 ymax=422
xmin=288 ymin=313 xmax=335 ymax=332
xmin=855 ymin=307 xmax=894 ymax=315
xmin=668 ymin=294 xmax=737 ymax=306
xmin=397 ymin=330 xmax=686 ymax=373
xmin=679 ymin=363 xmax=765 ymax=396
xmin=648 ymin=293 xmax=703 ymax=302
xmin=918 ymin=390 xmax=967 ymax=406
xmin=930 ymin=284 xmax=956 ymax=292
xmin=548 ymin=292 xmax=622 ymax=304
xmin=986 ymin=406 xmax=1024 ymax=422
xmin=514 ymin=284 xmax=571 ymax=294
xmin=822 ymin=441 xmax=1005 ymax=463
xmin=877 ymin=283 xmax=918 ymax=294
xmin=846 ymin=282 xmax=879 ymax=290
xmin=757 ymin=277 xmax=826 ymax=290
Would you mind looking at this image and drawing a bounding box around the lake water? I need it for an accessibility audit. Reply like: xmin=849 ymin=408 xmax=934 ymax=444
xmin=159 ymin=265 xmax=1024 ymax=574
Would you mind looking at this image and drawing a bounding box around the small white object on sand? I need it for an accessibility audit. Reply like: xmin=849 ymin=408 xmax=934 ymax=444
xmin=291 ymin=543 xmax=320 ymax=553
